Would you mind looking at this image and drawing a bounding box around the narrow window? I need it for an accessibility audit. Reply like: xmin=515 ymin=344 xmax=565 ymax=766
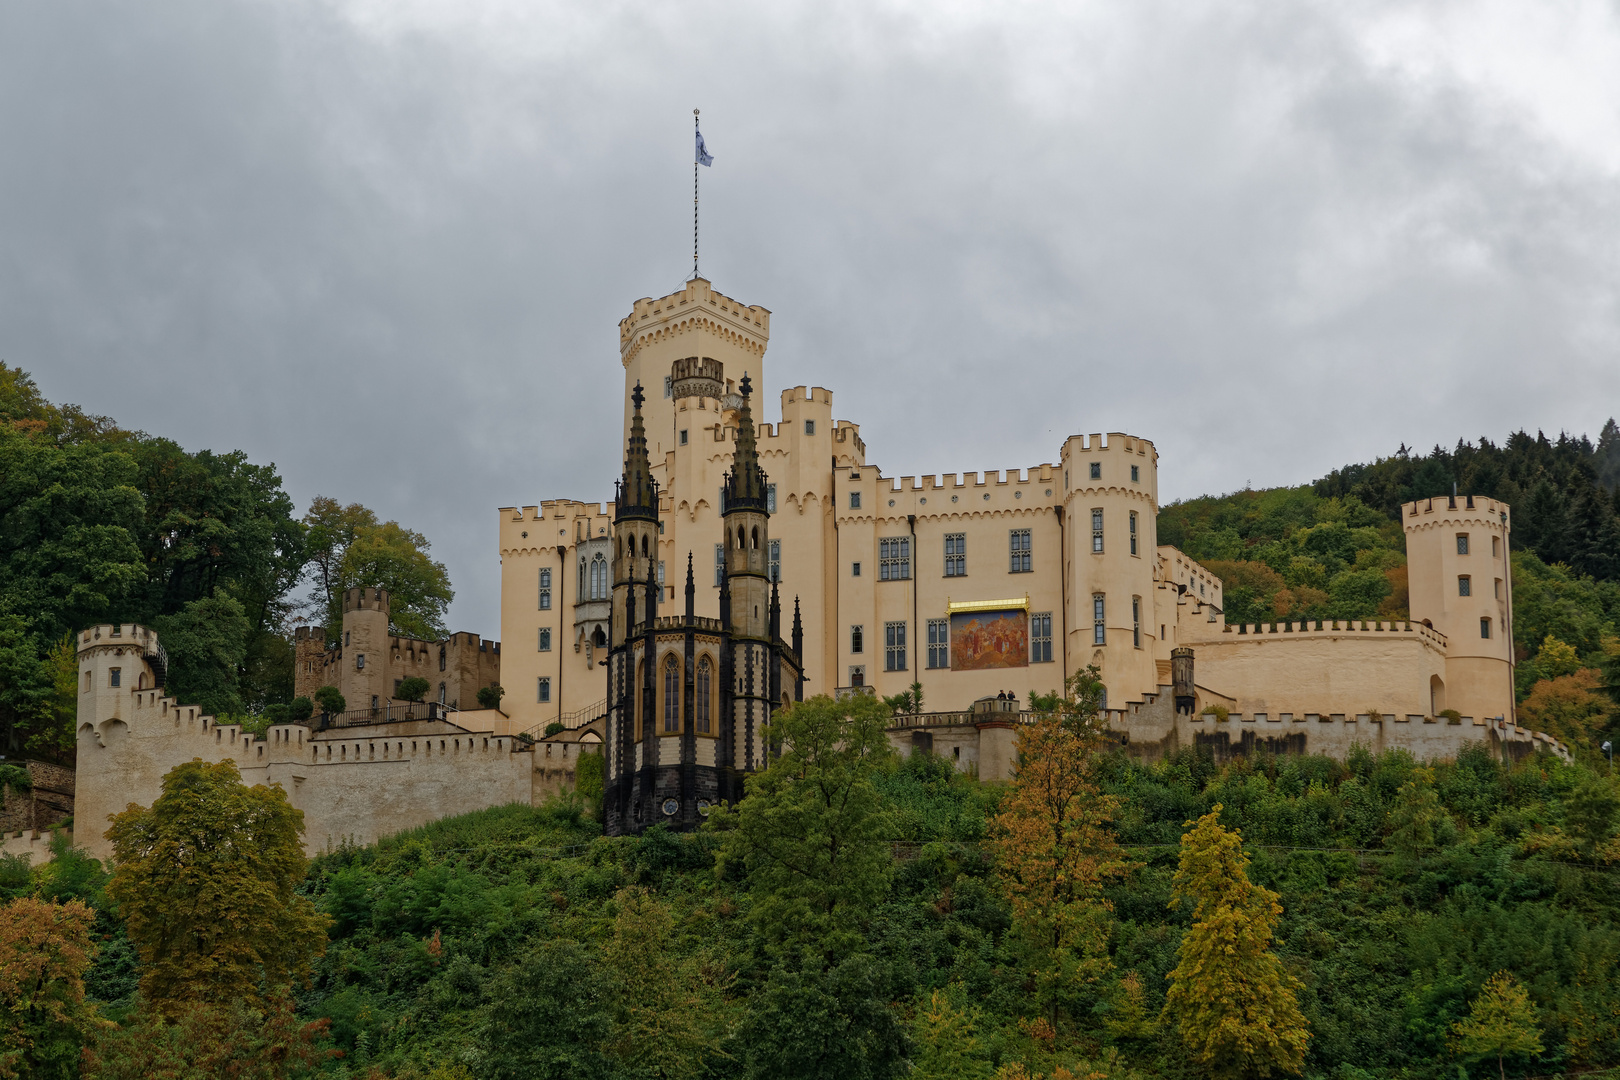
xmin=850 ymin=490 xmax=861 ymax=510
xmin=714 ymin=544 xmax=724 ymax=587
xmin=537 ymin=677 xmax=551 ymax=703
xmin=356 ymin=654 xmax=366 ymax=670
xmin=663 ymin=655 xmax=680 ymax=732
xmin=1129 ymin=511 xmax=1138 ymax=555
xmin=1009 ymin=529 xmax=1032 ymax=573
xmin=770 ymin=540 xmax=781 ymax=582
xmin=927 ymin=618 xmax=949 ymax=669
xmin=658 ymin=561 xmax=666 ymax=586
xmin=696 ymin=657 xmax=712 ymax=734
xmin=885 ymin=621 xmax=907 ymax=672
xmin=1089 ymin=461 xmax=1101 ymax=480
xmin=663 ymin=375 xmax=673 ymax=398
xmin=439 ymin=645 xmax=446 ymax=671
xmin=945 ymin=533 xmax=966 ymax=576
xmin=539 ymin=567 xmax=552 ymax=610
xmin=767 ymin=484 xmax=777 ymax=513
xmin=1091 ymin=509 xmax=1104 ymax=553
xmin=852 ymin=561 xmax=862 ymax=577
xmin=1492 ymin=536 xmax=1501 ymax=557
xmin=1131 ymin=464 xmax=1140 ymax=483
xmin=345 ymin=631 xmax=351 ymax=646
xmin=1458 ymin=575 xmax=1471 ymax=597
xmin=679 ymin=429 xmax=689 ymax=445
xmin=1132 ymin=596 xmax=1141 ymax=647
xmin=438 ymin=683 xmax=446 ymax=703
xmin=805 ymin=420 xmax=816 ymax=435
xmin=1093 ymin=594 xmax=1106 ymax=645
xmin=851 ymin=625 xmax=864 ymax=654
xmin=1457 ymin=533 xmax=1470 ymax=555
xmin=1495 ymin=578 xmax=1503 ymax=599
xmin=109 ymin=667 xmax=121 ymax=688
xmin=1031 ymin=614 xmax=1053 ymax=663
xmin=539 ymin=628 xmax=551 ymax=651
xmin=880 ymin=537 xmax=912 ymax=580
xmin=1480 ymin=617 xmax=1491 ymax=639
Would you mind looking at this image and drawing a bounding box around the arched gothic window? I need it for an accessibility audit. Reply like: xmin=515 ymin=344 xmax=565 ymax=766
xmin=590 ymin=553 xmax=608 ymax=600
xmin=663 ymin=655 xmax=680 ymax=733
xmin=696 ymin=657 xmax=712 ymax=734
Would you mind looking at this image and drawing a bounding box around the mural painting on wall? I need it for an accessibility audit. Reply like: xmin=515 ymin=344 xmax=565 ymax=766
xmin=950 ymin=610 xmax=1029 ymax=671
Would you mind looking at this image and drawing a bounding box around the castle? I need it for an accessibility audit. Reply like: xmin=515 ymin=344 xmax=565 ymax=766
xmin=35 ymin=274 xmax=1569 ymax=864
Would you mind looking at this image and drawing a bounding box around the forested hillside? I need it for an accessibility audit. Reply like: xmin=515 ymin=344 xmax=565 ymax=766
xmin=0 ymin=365 xmax=454 ymax=753
xmin=9 ymin=686 xmax=1620 ymax=1080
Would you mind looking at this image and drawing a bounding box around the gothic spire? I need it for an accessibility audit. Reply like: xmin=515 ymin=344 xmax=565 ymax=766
xmin=722 ymin=373 xmax=768 ymax=514
xmin=616 ymin=381 xmax=658 ymax=523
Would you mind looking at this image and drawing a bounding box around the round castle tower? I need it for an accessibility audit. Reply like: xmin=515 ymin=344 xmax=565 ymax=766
xmin=341 ymin=587 xmax=391 ymax=711
xmin=618 ymin=278 xmax=770 ymax=463
xmin=1403 ymin=496 xmax=1515 ymax=722
xmin=1059 ymin=433 xmax=1161 ymax=708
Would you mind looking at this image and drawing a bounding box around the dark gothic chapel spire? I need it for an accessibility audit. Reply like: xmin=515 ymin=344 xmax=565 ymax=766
xmin=722 ymin=373 xmax=768 ymax=514
xmin=616 ymin=381 xmax=658 ymax=522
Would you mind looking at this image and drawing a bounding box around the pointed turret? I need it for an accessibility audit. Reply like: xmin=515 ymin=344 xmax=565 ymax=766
xmin=722 ymin=374 xmax=768 ymax=515
xmin=685 ymin=551 xmax=696 ymax=620
xmin=616 ymin=381 xmax=658 ymax=523
xmin=791 ymin=596 xmax=803 ymax=660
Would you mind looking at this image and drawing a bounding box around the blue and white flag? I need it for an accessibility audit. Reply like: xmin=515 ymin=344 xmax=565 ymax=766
xmin=695 ymin=128 xmax=714 ymax=166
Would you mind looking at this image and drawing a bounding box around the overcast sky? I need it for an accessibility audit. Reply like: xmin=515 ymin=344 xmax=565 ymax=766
xmin=6 ymin=0 xmax=1619 ymax=636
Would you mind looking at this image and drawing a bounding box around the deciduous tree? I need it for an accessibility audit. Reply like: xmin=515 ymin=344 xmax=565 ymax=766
xmin=82 ymin=996 xmax=336 ymax=1080
xmin=1453 ymin=971 xmax=1543 ymax=1080
xmin=1162 ymin=805 xmax=1309 ymax=1080
xmin=0 ymin=897 xmax=101 ymax=1080
xmin=105 ymin=759 xmax=327 ymax=1013
xmin=988 ymin=666 xmax=1124 ymax=1021
xmin=152 ymin=591 xmax=252 ymax=718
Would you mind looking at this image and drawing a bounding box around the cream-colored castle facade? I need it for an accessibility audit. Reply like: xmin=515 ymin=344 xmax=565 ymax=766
xmin=500 ymin=276 xmax=1567 ymax=768
xmin=40 ymin=274 xmax=1570 ymax=864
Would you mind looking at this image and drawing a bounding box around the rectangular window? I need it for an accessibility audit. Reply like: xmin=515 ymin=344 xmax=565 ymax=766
xmin=109 ymin=667 xmax=121 ymax=688
xmin=1131 ymin=464 xmax=1140 ymax=483
xmin=885 ymin=621 xmax=907 ymax=672
xmin=852 ymin=561 xmax=862 ymax=577
xmin=1031 ymin=613 xmax=1052 ymax=663
xmin=1009 ymin=529 xmax=1032 ymax=573
xmin=1480 ymin=617 xmax=1491 ymax=639
xmin=539 ymin=628 xmax=551 ymax=651
xmin=1129 ymin=512 xmax=1138 ymax=555
xmin=1458 ymin=575 xmax=1471 ymax=597
xmin=1457 ymin=533 xmax=1470 ymax=555
xmin=539 ymin=568 xmax=552 ymax=610
xmin=851 ymin=625 xmax=864 ymax=654
xmin=880 ymin=537 xmax=912 ymax=580
xmin=945 ymin=533 xmax=966 ymax=577
xmin=714 ymin=544 xmax=724 ymax=587
xmin=927 ymin=619 xmax=949 ymax=669
xmin=538 ymin=677 xmax=551 ymax=703
xmin=767 ymin=484 xmax=777 ymax=513
xmin=1091 ymin=508 xmax=1105 ymax=553
xmin=769 ymin=540 xmax=781 ymax=582
xmin=658 ymin=561 xmax=666 ymax=586
xmin=1089 ymin=461 xmax=1101 ymax=480
xmin=1093 ymin=594 xmax=1106 ymax=645
xmin=1492 ymin=536 xmax=1501 ymax=557
xmin=805 ymin=420 xmax=816 ymax=435
xmin=663 ymin=375 xmax=673 ymax=398
xmin=1132 ymin=596 xmax=1141 ymax=647
xmin=679 ymin=429 xmax=688 ymax=445
xmin=850 ymin=490 xmax=861 ymax=509
xmin=1495 ymin=578 xmax=1503 ymax=599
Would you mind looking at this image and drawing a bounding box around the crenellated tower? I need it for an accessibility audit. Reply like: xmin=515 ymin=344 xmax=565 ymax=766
xmin=722 ymin=374 xmax=772 ymax=640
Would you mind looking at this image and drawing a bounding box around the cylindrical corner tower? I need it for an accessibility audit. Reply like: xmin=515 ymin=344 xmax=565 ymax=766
xmin=1059 ymin=432 xmax=1161 ymax=709
xmin=1404 ymin=495 xmax=1514 ymax=722
xmin=341 ymin=587 xmax=391 ymax=710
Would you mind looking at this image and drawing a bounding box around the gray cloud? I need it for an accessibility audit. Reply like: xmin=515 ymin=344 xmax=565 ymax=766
xmin=5 ymin=0 xmax=1618 ymax=635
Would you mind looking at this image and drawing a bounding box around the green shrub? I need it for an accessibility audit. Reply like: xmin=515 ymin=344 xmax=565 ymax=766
xmin=314 ymin=685 xmax=346 ymax=715
xmin=397 ymin=676 xmax=430 ymax=702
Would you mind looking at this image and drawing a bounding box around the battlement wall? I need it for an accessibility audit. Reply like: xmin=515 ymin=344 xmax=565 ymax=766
xmin=1404 ymin=495 xmax=1511 ymax=530
xmin=1062 ymin=432 xmax=1157 ymax=458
